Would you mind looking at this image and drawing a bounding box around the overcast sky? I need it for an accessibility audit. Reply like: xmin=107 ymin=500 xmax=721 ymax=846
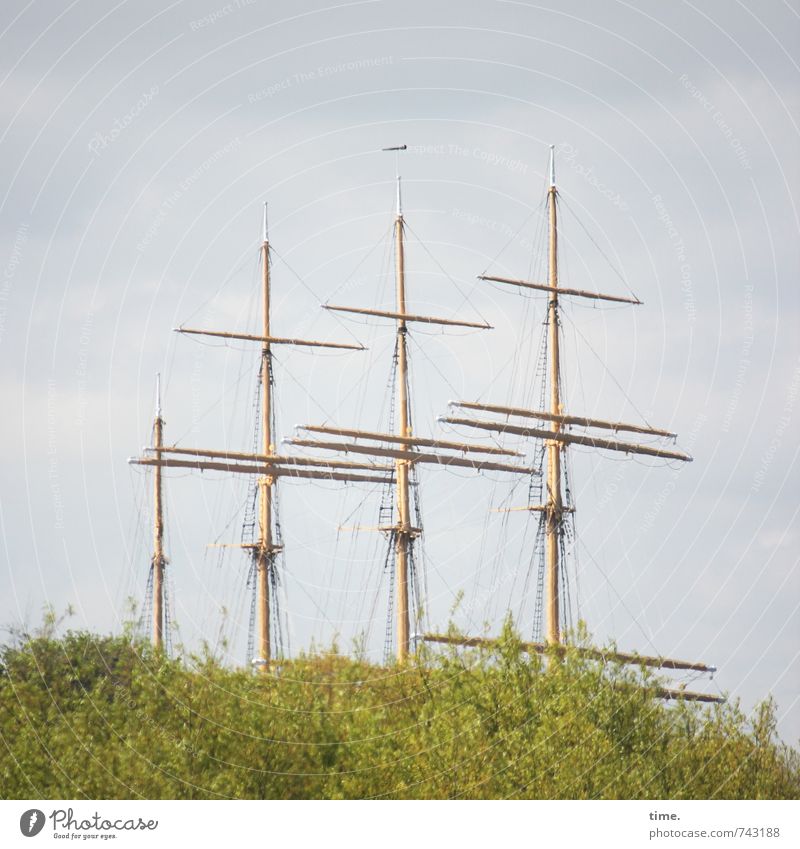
xmin=1 ymin=0 xmax=798 ymax=742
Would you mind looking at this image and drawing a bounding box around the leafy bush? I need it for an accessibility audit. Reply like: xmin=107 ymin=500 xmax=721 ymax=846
xmin=1 ymin=624 xmax=797 ymax=799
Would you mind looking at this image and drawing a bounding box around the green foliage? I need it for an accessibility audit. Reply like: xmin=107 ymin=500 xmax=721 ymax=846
xmin=0 ymin=626 xmax=797 ymax=799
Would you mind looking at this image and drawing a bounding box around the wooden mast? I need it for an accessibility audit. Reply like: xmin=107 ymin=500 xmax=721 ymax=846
xmin=131 ymin=204 xmax=382 ymax=670
xmin=275 ymin=146 xmax=529 ymax=663
xmin=257 ymin=202 xmax=273 ymax=672
xmin=426 ymin=145 xmax=712 ymax=696
xmin=152 ymin=373 xmax=165 ymax=650
xmin=545 ymin=146 xmax=562 ymax=646
xmin=394 ymin=161 xmax=412 ymax=664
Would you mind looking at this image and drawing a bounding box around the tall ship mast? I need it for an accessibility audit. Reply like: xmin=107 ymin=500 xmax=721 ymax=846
xmin=285 ymin=145 xmax=530 ymax=663
xmin=130 ymin=206 xmax=390 ymax=669
xmin=427 ymin=146 xmax=720 ymax=701
xmin=129 ymin=144 xmax=721 ymax=701
xmin=150 ymin=373 xmax=166 ymax=651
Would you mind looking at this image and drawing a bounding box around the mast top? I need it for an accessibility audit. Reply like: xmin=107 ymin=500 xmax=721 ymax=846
xmin=382 ymin=144 xmax=407 ymax=217
xmin=549 ymin=144 xmax=555 ymax=189
xmin=262 ymin=201 xmax=269 ymax=243
xmin=154 ymin=372 xmax=162 ymax=420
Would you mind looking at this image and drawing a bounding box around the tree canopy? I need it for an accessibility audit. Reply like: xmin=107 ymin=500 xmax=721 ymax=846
xmin=1 ymin=623 xmax=797 ymax=799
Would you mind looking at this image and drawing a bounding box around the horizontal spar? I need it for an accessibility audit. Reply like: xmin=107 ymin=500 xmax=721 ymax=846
xmin=129 ymin=456 xmax=391 ymax=484
xmin=441 ymin=417 xmax=693 ymax=462
xmin=283 ymin=438 xmax=536 ymax=475
xmin=322 ymin=304 xmax=492 ymax=329
xmin=650 ymin=687 xmax=725 ymax=704
xmin=478 ymin=274 xmax=642 ymax=305
xmin=450 ymin=400 xmax=676 ymax=438
xmin=147 ymin=445 xmax=392 ymax=472
xmin=338 ymin=524 xmax=422 ymax=537
xmin=491 ymin=505 xmax=574 ymax=514
xmin=174 ymin=326 xmax=365 ymax=351
xmin=421 ymin=633 xmax=716 ymax=673
xmin=297 ymin=424 xmax=522 ymax=457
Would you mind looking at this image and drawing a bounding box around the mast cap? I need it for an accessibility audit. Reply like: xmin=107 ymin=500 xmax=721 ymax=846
xmin=155 ymin=372 xmax=162 ymax=419
xmin=382 ymin=144 xmax=406 ymax=216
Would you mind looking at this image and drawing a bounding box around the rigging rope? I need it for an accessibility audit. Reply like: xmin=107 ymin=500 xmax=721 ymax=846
xmin=558 ymin=193 xmax=638 ymax=300
xmin=383 ymin=534 xmax=396 ymax=666
xmin=268 ymin=243 xmax=366 ymax=350
xmin=245 ymin=557 xmax=257 ymax=667
xmin=559 ymin=308 xmax=659 ymax=432
xmin=403 ymin=220 xmax=492 ymax=328
xmin=163 ymin=571 xmax=174 ymax=658
xmin=138 ymin=563 xmax=154 ymax=643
